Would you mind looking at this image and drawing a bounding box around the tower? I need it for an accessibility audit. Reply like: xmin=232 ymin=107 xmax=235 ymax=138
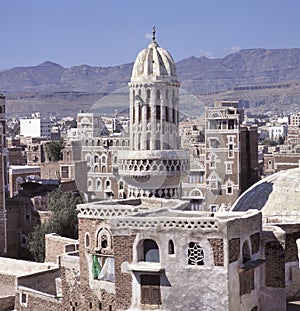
xmin=205 ymin=100 xmax=259 ymax=211
xmin=118 ymin=28 xmax=189 ymax=198
xmin=0 ymin=94 xmax=7 ymax=255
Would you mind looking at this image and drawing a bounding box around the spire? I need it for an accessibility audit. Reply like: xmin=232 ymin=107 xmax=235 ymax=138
xmin=152 ymin=26 xmax=156 ymax=42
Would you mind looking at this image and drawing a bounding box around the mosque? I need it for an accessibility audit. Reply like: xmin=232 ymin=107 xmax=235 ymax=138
xmin=0 ymin=30 xmax=299 ymax=311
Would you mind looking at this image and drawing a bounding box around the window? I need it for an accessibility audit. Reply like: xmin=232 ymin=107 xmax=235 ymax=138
xmin=210 ymin=180 xmax=218 ymax=190
xmin=228 ymin=144 xmax=234 ymax=158
xmin=61 ymin=166 xmax=69 ymax=179
xmin=20 ymin=292 xmax=28 ymax=306
xmin=209 ymin=154 xmax=216 ymax=169
xmin=96 ymin=179 xmax=102 ymax=190
xmin=142 ymin=239 xmax=160 ymax=262
xmin=210 ymin=205 xmax=217 ymax=212
xmin=225 ymin=163 xmax=233 ymax=174
xmin=168 ymin=240 xmax=175 ymax=255
xmin=209 ymin=138 xmax=219 ymax=148
xmin=88 ymin=179 xmax=93 ymax=190
xmin=85 ymin=233 xmax=90 ymax=248
xmin=188 ymin=242 xmax=204 ymax=265
xmin=141 ymin=275 xmax=161 ymax=305
xmin=227 ymin=184 xmax=233 ymax=195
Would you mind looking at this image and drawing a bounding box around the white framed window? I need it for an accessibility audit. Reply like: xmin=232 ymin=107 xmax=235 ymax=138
xmin=225 ymin=162 xmax=233 ymax=174
xmin=209 ymin=153 xmax=217 ymax=169
xmin=210 ymin=205 xmax=218 ymax=212
xmin=20 ymin=292 xmax=28 ymax=307
xmin=209 ymin=138 xmax=219 ymax=149
xmin=226 ymin=181 xmax=234 ymax=195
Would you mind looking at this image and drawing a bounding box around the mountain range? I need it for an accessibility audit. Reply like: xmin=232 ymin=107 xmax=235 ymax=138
xmin=2 ymin=48 xmax=300 ymax=117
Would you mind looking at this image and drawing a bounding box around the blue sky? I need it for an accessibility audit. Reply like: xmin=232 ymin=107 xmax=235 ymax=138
xmin=0 ymin=0 xmax=299 ymax=69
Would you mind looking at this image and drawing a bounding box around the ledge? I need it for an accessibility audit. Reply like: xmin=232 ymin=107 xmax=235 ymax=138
xmin=128 ymin=262 xmax=164 ymax=273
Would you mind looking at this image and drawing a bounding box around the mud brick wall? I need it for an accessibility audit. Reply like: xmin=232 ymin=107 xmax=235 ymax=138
xmin=114 ymin=234 xmax=136 ymax=310
xmin=285 ymin=232 xmax=300 ymax=262
xmin=208 ymin=238 xmax=224 ymax=266
xmin=15 ymin=292 xmax=61 ymax=311
xmin=229 ymin=238 xmax=240 ymax=263
xmin=265 ymin=241 xmax=285 ymax=288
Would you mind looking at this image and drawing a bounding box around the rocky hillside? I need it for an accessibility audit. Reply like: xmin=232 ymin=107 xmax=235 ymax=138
xmin=2 ymin=48 xmax=300 ymax=117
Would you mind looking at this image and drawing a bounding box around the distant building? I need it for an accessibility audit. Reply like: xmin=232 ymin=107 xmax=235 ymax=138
xmin=77 ymin=112 xmax=107 ymax=138
xmin=20 ymin=112 xmax=51 ymax=139
xmin=289 ymin=112 xmax=300 ymax=127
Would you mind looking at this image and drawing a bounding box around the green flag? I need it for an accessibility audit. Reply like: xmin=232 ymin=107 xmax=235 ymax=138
xmin=92 ymin=255 xmax=101 ymax=279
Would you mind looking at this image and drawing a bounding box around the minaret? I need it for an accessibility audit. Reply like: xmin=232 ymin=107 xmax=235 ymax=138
xmin=118 ymin=28 xmax=189 ymax=198
xmin=0 ymin=94 xmax=7 ymax=254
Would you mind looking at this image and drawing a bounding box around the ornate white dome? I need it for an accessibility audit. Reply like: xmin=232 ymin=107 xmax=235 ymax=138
xmin=131 ymin=36 xmax=177 ymax=83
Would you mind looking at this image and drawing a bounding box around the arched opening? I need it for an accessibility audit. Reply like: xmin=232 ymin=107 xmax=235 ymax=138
xmin=142 ymin=239 xmax=160 ymax=262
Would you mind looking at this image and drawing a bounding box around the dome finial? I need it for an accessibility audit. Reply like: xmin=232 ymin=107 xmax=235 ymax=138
xmin=152 ymin=26 xmax=156 ymax=42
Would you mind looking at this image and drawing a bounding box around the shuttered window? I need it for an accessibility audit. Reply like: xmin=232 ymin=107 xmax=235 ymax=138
xmin=141 ymin=275 xmax=161 ymax=305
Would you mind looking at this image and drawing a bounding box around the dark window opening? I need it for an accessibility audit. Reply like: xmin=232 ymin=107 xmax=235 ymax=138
xmin=101 ymin=236 xmax=108 ymax=249
xmin=168 ymin=240 xmax=175 ymax=255
xmin=143 ymin=239 xmax=159 ymax=262
xmin=156 ymin=105 xmax=161 ymax=121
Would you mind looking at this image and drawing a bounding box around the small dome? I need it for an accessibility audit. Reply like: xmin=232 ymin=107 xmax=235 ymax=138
xmin=131 ymin=40 xmax=177 ymax=83
xmin=231 ymin=167 xmax=300 ymax=223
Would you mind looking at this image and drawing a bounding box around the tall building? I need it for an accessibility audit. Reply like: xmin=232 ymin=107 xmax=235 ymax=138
xmin=20 ymin=112 xmax=51 ymax=139
xmin=205 ymin=100 xmax=259 ymax=211
xmin=118 ymin=29 xmax=189 ymax=199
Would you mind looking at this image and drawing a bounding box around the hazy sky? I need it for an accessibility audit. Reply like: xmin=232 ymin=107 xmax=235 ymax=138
xmin=1 ymin=0 xmax=299 ymax=69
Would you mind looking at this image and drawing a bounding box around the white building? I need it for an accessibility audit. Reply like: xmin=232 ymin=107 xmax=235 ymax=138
xmin=20 ymin=113 xmax=51 ymax=139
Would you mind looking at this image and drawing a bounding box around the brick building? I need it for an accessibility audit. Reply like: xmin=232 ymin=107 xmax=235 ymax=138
xmin=205 ymin=100 xmax=259 ymax=211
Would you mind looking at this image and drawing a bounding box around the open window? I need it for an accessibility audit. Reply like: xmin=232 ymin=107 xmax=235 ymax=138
xmin=140 ymin=239 xmax=160 ymax=263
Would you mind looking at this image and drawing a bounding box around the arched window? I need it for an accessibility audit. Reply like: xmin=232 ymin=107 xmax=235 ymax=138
xmin=168 ymin=240 xmax=175 ymax=255
xmin=188 ymin=242 xmax=204 ymax=265
xmin=142 ymin=239 xmax=160 ymax=262
xmin=106 ymin=180 xmax=111 ymax=189
xmin=96 ymin=179 xmax=102 ymax=190
xmin=96 ymin=227 xmax=113 ymax=252
xmin=88 ymin=179 xmax=93 ymax=190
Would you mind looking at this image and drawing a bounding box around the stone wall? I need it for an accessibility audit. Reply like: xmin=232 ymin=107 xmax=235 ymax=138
xmin=17 ymin=268 xmax=60 ymax=295
xmin=45 ymin=233 xmax=78 ymax=264
xmin=265 ymin=240 xmax=285 ymax=288
xmin=15 ymin=289 xmax=61 ymax=311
